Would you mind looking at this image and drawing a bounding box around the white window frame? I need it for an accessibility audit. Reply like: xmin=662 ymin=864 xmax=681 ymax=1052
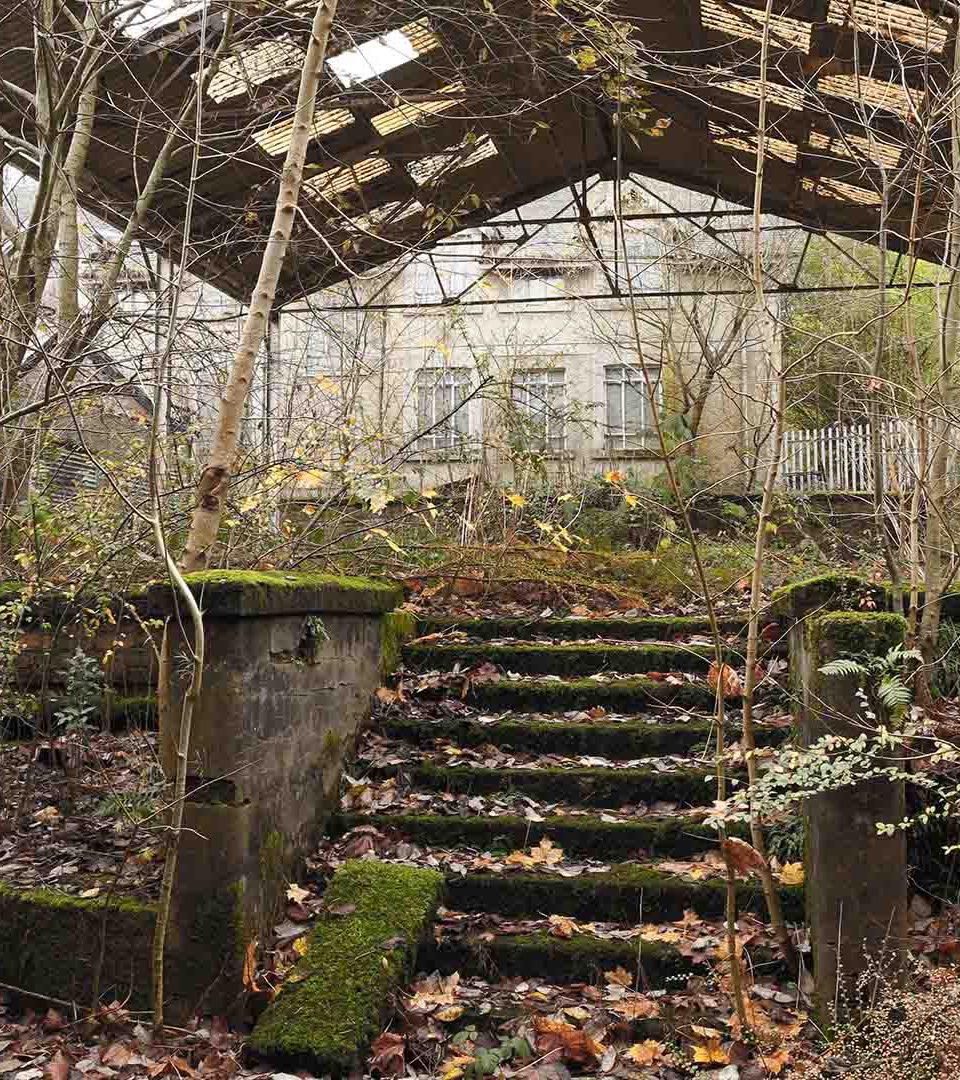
xmin=510 ymin=268 xmax=564 ymax=300
xmin=604 ymin=364 xmax=661 ymax=450
xmin=512 ymin=369 xmax=566 ymax=453
xmin=415 ymin=367 xmax=475 ymax=453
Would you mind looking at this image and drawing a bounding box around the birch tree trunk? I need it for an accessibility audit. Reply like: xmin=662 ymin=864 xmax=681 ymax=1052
xmin=179 ymin=0 xmax=340 ymax=572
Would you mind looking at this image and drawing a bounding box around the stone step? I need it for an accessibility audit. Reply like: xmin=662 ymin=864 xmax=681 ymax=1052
xmin=445 ymin=866 xmax=804 ymax=924
xmin=380 ymin=712 xmax=788 ymax=757
xmin=362 ymin=762 xmax=719 ymax=807
xmin=455 ymin=674 xmax=722 ymax=712
xmin=419 ymin=928 xmax=691 ymax=986
xmin=416 ymin=614 xmax=753 ymax=642
xmin=403 ymin=640 xmax=732 ymax=677
xmin=331 ymin=810 xmax=725 ymax=861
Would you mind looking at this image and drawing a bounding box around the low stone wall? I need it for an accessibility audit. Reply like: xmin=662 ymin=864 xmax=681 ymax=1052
xmin=0 ymin=570 xmax=410 ymax=1019
xmin=147 ymin=570 xmax=405 ymax=1016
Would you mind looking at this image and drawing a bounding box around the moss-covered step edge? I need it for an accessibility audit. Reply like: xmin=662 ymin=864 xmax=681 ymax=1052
xmin=418 ymin=930 xmax=694 ymax=985
xmin=380 ymin=715 xmax=789 ymax=757
xmin=456 ymin=676 xmax=723 ymax=712
xmin=0 ymin=882 xmax=156 ymax=1011
xmin=331 ymin=811 xmax=742 ymax=860
xmin=143 ymin=570 xmax=402 ymax=618
xmin=444 ymin=866 xmax=805 ymax=924
xmin=363 ymin=763 xmax=721 ymax=807
xmin=248 ymin=860 xmax=444 ymax=1076
xmin=415 ymin=614 xmax=751 ymax=642
xmin=403 ymin=641 xmax=739 ymax=677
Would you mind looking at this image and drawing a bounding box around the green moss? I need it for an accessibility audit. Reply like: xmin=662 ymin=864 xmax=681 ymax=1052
xmin=107 ymin=693 xmax=157 ymax=729
xmin=415 ymin=614 xmax=750 ymax=642
xmin=0 ymin=882 xmax=155 ymax=1009
xmin=331 ymin=810 xmax=736 ymax=860
xmin=364 ymin=763 xmax=720 ymax=807
xmin=145 ymin=570 xmax=401 ymax=618
xmin=322 ymin=729 xmax=343 ymax=761
xmin=259 ymin=830 xmax=289 ymax=928
xmin=381 ymin=715 xmax=788 ymax=758
xmin=807 ymin=611 xmax=907 ymax=662
xmin=769 ymin=573 xmax=886 ymax=621
xmin=403 ymin=641 xmax=730 ymax=677
xmin=381 ymin=609 xmax=417 ymax=676
xmin=467 ymin=674 xmax=720 ymax=712
xmin=445 ymin=865 xmax=804 ymax=923
xmin=419 ymin=929 xmax=691 ymax=983
xmin=248 ymin=860 xmax=443 ymax=1075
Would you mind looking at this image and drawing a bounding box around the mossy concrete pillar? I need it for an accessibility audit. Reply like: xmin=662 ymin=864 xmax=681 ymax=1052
xmin=796 ymin=610 xmax=908 ymax=1018
xmin=146 ymin=570 xmax=402 ymax=1015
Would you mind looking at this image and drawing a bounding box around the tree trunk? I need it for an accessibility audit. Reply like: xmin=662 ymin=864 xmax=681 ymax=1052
xmin=179 ymin=0 xmax=340 ymax=572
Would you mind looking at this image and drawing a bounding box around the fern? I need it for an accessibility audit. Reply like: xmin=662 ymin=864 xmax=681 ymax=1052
xmin=877 ymin=676 xmax=912 ymax=712
xmin=819 ymin=658 xmax=866 ymax=678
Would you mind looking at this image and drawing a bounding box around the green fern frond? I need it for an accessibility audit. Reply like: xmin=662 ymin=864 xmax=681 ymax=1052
xmin=877 ymin=676 xmax=912 ymax=711
xmin=819 ymin=658 xmax=866 ymax=678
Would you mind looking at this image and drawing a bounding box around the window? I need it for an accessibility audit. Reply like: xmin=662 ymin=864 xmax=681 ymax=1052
xmin=415 ymin=368 xmax=474 ymax=452
xmin=412 ymin=258 xmax=444 ymax=303
xmin=512 ymin=369 xmax=565 ymax=452
xmin=509 ymin=269 xmax=564 ymax=300
xmin=604 ymin=364 xmax=660 ymax=450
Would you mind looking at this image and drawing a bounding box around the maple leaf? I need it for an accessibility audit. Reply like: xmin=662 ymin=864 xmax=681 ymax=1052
xmin=506 ymin=492 xmax=527 ymax=508
xmin=531 ymin=838 xmax=564 ymax=865
xmin=722 ymin=837 xmax=767 ymax=877
xmin=780 ymin=862 xmax=805 ymax=886
xmin=625 ymin=1041 xmax=665 ymax=1066
xmin=708 ymin=661 xmax=743 ymax=698
xmin=286 ymin=883 xmax=309 ymax=904
xmin=369 ymin=1032 xmax=406 ymax=1077
xmin=605 ymin=966 xmax=632 ymax=987
xmin=533 ymin=1018 xmax=603 ymax=1064
xmin=763 ymin=1047 xmax=792 ymax=1075
xmin=548 ymin=914 xmax=578 ymax=939
xmin=692 ymin=1037 xmax=730 ymax=1065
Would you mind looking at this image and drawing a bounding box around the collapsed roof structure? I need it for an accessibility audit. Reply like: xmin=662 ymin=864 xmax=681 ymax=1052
xmin=0 ymin=0 xmax=954 ymax=304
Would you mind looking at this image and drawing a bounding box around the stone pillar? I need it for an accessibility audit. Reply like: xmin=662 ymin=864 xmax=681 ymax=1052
xmin=797 ymin=610 xmax=908 ymax=1018
xmin=146 ymin=571 xmax=401 ymax=1015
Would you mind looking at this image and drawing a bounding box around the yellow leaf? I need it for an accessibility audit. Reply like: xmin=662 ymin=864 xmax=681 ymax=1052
xmin=780 ymin=862 xmax=805 ymax=886
xmin=506 ymin=492 xmax=526 ymax=508
xmin=692 ymin=1038 xmax=729 ymax=1065
xmin=435 ymin=1005 xmax=464 ymax=1022
xmin=763 ymin=1048 xmax=792 ymax=1075
xmin=625 ymin=1041 xmax=665 ymax=1066
xmin=624 ymin=493 xmax=639 ymax=508
xmin=293 ymin=936 xmax=308 ymax=956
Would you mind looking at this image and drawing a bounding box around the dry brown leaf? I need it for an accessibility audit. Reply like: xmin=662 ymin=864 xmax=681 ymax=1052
xmin=43 ymin=1052 xmax=70 ymax=1080
xmin=548 ymin=914 xmax=578 ymax=939
xmin=101 ymin=1043 xmax=132 ymax=1068
xmin=370 ymin=1032 xmax=406 ymax=1077
xmin=533 ymin=1018 xmax=604 ymax=1064
xmin=708 ymin=662 xmax=743 ymax=699
xmin=763 ymin=1048 xmax=792 ymax=1075
xmin=242 ymin=938 xmax=258 ymax=991
xmin=625 ymin=1041 xmax=666 ymax=1066
xmin=604 ymin=966 xmax=632 ymax=987
xmin=722 ymin=837 xmax=767 ymax=877
xmin=610 ymin=997 xmax=659 ymax=1020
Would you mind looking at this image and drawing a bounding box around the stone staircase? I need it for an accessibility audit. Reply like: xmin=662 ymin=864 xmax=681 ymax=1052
xmin=321 ymin=611 xmax=800 ymax=996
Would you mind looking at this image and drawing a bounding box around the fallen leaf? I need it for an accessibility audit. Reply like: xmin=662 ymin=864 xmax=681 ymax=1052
xmin=779 ymin=862 xmax=805 ymax=886
xmin=548 ymin=915 xmax=578 ymax=939
xmin=709 ymin=662 xmax=743 ymax=699
xmin=722 ymin=837 xmax=767 ymax=877
xmin=692 ymin=1038 xmax=730 ymax=1065
xmin=435 ymin=1005 xmax=464 ymax=1022
xmin=605 ymin=967 xmax=632 ymax=987
xmin=533 ymin=1018 xmax=603 ymax=1064
xmin=242 ymin=939 xmax=258 ymax=991
xmin=286 ymin=883 xmax=310 ymax=904
xmin=625 ymin=1041 xmax=666 ymax=1066
xmin=369 ymin=1032 xmax=406 ymax=1077
xmin=43 ymin=1053 xmax=70 ymax=1080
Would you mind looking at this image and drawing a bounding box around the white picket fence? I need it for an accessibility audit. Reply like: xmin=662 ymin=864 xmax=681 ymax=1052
xmin=781 ymin=419 xmax=918 ymax=494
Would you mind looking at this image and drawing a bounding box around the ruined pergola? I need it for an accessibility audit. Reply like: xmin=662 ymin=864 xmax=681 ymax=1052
xmin=0 ymin=0 xmax=954 ymax=304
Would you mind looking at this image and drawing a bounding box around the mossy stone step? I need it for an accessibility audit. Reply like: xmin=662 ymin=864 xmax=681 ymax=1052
xmin=248 ymin=860 xmax=443 ymax=1076
xmin=419 ymin=929 xmax=692 ymax=985
xmin=404 ymin=641 xmax=732 ymax=677
xmin=365 ymin=762 xmax=718 ymax=806
xmin=445 ymin=866 xmax=804 ymax=923
xmin=417 ymin=614 xmax=751 ymax=642
xmin=381 ymin=715 xmax=788 ymax=757
xmin=460 ymin=676 xmax=723 ymax=712
xmin=331 ymin=811 xmax=729 ymax=861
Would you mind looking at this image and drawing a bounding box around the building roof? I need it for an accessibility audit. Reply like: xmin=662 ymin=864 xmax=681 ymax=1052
xmin=0 ymin=0 xmax=953 ymax=303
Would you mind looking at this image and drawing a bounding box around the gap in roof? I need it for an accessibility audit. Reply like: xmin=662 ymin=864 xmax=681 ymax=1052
xmin=328 ymin=20 xmax=435 ymax=87
xmin=120 ymin=0 xmax=205 ymax=38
